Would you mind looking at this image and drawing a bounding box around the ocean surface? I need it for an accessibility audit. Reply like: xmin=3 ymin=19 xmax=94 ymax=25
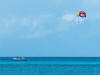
xmin=0 ymin=57 xmax=100 ymax=75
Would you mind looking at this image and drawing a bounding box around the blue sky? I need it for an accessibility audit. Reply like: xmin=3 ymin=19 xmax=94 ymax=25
xmin=0 ymin=0 xmax=100 ymax=57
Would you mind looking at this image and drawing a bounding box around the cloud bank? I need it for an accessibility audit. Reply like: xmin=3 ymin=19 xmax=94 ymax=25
xmin=0 ymin=13 xmax=79 ymax=39
xmin=62 ymin=14 xmax=75 ymax=22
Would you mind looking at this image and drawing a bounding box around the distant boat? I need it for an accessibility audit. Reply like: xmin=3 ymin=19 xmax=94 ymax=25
xmin=12 ymin=57 xmax=28 ymax=61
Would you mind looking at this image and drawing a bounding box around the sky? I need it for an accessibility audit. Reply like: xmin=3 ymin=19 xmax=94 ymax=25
xmin=0 ymin=0 xmax=100 ymax=57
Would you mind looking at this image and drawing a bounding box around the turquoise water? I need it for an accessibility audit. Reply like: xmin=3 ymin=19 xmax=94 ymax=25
xmin=0 ymin=57 xmax=100 ymax=75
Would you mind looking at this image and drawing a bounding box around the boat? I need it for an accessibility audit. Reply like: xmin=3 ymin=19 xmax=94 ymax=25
xmin=12 ymin=57 xmax=28 ymax=61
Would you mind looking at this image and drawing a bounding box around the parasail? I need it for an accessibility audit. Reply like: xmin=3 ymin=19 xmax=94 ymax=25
xmin=76 ymin=11 xmax=86 ymax=24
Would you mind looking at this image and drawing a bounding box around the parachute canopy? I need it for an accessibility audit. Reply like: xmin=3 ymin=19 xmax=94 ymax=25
xmin=77 ymin=11 xmax=86 ymax=17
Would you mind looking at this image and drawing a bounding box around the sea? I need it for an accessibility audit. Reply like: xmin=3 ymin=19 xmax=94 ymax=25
xmin=0 ymin=57 xmax=100 ymax=75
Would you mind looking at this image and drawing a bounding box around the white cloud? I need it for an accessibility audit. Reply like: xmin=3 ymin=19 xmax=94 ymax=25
xmin=20 ymin=30 xmax=52 ymax=39
xmin=62 ymin=14 xmax=75 ymax=22
xmin=0 ymin=17 xmax=17 ymax=37
xmin=55 ymin=13 xmax=77 ymax=32
xmin=21 ymin=18 xmax=31 ymax=25
xmin=0 ymin=15 xmax=54 ymax=39
xmin=2 ymin=17 xmax=17 ymax=28
xmin=0 ymin=13 xmax=79 ymax=39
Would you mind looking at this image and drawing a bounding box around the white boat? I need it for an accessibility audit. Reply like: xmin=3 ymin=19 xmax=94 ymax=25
xmin=12 ymin=57 xmax=28 ymax=61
